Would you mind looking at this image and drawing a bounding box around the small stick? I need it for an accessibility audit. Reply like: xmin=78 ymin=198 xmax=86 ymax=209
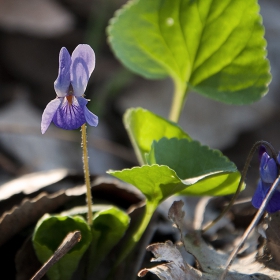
xmin=31 ymin=231 xmax=81 ymax=280
xmin=220 ymin=175 xmax=280 ymax=280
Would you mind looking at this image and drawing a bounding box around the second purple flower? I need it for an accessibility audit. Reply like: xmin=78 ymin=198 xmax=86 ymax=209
xmin=252 ymin=146 xmax=280 ymax=213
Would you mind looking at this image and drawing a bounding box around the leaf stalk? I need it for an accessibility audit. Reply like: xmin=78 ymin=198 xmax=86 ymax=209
xmin=109 ymin=201 xmax=156 ymax=275
xmin=169 ymin=79 xmax=187 ymax=123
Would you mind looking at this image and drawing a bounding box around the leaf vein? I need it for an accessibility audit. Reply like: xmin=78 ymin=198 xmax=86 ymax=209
xmin=191 ymin=17 xmax=255 ymax=86
xmin=192 ymin=2 xmax=245 ymax=73
xmin=191 ymin=0 xmax=215 ymax=72
xmin=157 ymin=6 xmax=182 ymax=79
xmin=207 ymin=0 xmax=233 ymax=27
xmin=178 ymin=0 xmax=190 ymax=64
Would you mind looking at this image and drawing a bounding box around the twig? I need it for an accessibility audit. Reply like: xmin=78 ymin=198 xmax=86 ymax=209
xmin=202 ymin=140 xmax=277 ymax=233
xmin=31 ymin=231 xmax=81 ymax=280
xmin=220 ymin=175 xmax=280 ymax=280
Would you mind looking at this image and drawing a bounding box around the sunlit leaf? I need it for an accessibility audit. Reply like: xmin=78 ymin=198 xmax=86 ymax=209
xmin=109 ymin=138 xmax=240 ymax=206
xmin=178 ymin=171 xmax=242 ymax=196
xmin=147 ymin=137 xmax=241 ymax=196
xmin=109 ymin=165 xmax=182 ymax=206
xmin=146 ymin=138 xmax=236 ymax=178
xmin=32 ymin=215 xmax=92 ymax=280
xmin=108 ymin=0 xmax=270 ymax=104
xmin=124 ymin=108 xmax=190 ymax=164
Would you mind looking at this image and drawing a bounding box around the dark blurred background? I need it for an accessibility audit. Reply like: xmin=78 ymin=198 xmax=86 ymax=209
xmin=0 ymin=0 xmax=279 ymax=194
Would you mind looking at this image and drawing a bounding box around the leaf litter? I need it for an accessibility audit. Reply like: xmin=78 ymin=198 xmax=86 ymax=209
xmin=258 ymin=212 xmax=280 ymax=270
xmin=139 ymin=200 xmax=280 ymax=280
xmin=0 ymin=191 xmax=70 ymax=246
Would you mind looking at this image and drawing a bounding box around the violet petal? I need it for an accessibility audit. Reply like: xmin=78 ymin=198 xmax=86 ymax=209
xmin=252 ymin=180 xmax=269 ymax=210
xmin=76 ymin=97 xmax=98 ymax=127
xmin=252 ymin=180 xmax=280 ymax=213
xmin=260 ymin=153 xmax=278 ymax=184
xmin=41 ymin=98 xmax=62 ymax=134
xmin=52 ymin=96 xmax=86 ymax=130
xmin=70 ymin=44 xmax=95 ymax=96
xmin=84 ymin=107 xmax=98 ymax=127
xmin=54 ymin=47 xmax=71 ymax=97
xmin=265 ymin=190 xmax=280 ymax=213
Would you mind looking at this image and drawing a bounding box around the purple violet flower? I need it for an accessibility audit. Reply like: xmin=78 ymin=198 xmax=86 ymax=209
xmin=41 ymin=44 xmax=98 ymax=134
xmin=251 ymin=146 xmax=280 ymax=213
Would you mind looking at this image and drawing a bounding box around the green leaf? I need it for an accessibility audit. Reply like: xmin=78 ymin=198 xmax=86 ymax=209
xmin=146 ymin=138 xmax=236 ymax=178
xmin=108 ymin=165 xmax=184 ymax=206
xmin=124 ymin=107 xmax=190 ymax=164
xmin=88 ymin=207 xmax=130 ymax=273
xmin=178 ymin=171 xmax=242 ymax=196
xmin=108 ymin=165 xmax=240 ymax=207
xmin=32 ymin=215 xmax=92 ymax=280
xmin=108 ymin=138 xmax=240 ymax=204
xmin=108 ymin=0 xmax=270 ymax=104
xmin=60 ymin=205 xmax=114 ymax=217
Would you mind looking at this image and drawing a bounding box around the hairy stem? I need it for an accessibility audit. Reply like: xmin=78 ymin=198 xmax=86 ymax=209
xmin=81 ymin=124 xmax=93 ymax=225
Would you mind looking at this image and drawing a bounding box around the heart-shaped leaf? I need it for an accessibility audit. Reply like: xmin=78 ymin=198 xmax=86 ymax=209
xmin=88 ymin=207 xmax=130 ymax=273
xmin=108 ymin=0 xmax=270 ymax=105
xmin=109 ymin=138 xmax=240 ymax=206
xmin=146 ymin=138 xmax=236 ymax=178
xmin=108 ymin=165 xmax=183 ymax=206
xmin=124 ymin=108 xmax=190 ymax=164
xmin=32 ymin=215 xmax=92 ymax=280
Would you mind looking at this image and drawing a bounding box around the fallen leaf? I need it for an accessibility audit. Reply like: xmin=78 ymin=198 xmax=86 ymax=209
xmin=0 ymin=169 xmax=69 ymax=201
xmin=138 ymin=240 xmax=201 ymax=280
xmin=0 ymin=191 xmax=70 ymax=246
xmin=258 ymin=212 xmax=280 ymax=269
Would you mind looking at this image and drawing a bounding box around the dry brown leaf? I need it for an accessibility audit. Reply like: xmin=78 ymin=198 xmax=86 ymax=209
xmin=0 ymin=191 xmax=70 ymax=246
xmin=258 ymin=212 xmax=280 ymax=270
xmin=168 ymin=200 xmax=185 ymax=228
xmin=0 ymin=172 xmax=144 ymax=247
xmin=0 ymin=169 xmax=69 ymax=201
xmin=138 ymin=240 xmax=201 ymax=280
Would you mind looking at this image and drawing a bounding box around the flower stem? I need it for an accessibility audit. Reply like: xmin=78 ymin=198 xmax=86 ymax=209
xmin=81 ymin=124 xmax=93 ymax=226
xmin=169 ymin=79 xmax=188 ymax=123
